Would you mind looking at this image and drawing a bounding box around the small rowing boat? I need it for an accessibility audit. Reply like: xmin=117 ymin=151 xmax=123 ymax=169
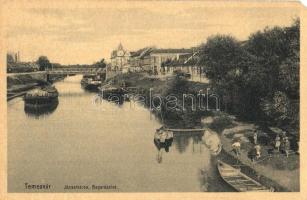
xmin=217 ymin=160 xmax=271 ymax=192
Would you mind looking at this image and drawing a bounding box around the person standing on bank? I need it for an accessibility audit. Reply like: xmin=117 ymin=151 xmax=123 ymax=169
xmin=255 ymin=144 xmax=261 ymax=159
xmin=284 ymin=137 xmax=291 ymax=157
xmin=275 ymin=135 xmax=281 ymax=152
xmin=253 ymin=130 xmax=258 ymax=144
xmin=232 ymin=140 xmax=241 ymax=156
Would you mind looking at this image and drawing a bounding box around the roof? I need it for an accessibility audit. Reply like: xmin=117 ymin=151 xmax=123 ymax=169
xmin=111 ymin=50 xmax=117 ymax=58
xmin=163 ymin=53 xmax=199 ymax=67
xmin=130 ymin=47 xmax=155 ymax=58
xmin=118 ymin=43 xmax=124 ymax=50
xmin=111 ymin=43 xmax=130 ymax=58
xmin=130 ymin=51 xmax=137 ymax=57
xmin=151 ymin=48 xmax=193 ymax=54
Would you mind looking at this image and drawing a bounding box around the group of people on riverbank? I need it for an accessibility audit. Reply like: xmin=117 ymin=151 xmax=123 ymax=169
xmin=231 ymin=129 xmax=298 ymax=163
xmin=274 ymin=131 xmax=293 ymax=157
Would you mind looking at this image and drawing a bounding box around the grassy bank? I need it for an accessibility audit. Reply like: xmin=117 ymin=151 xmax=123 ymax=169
xmin=7 ymin=74 xmax=42 ymax=93
xmin=7 ymin=74 xmax=65 ymax=100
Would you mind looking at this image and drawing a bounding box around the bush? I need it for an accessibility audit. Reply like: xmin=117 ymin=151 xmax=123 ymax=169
xmin=209 ymin=114 xmax=235 ymax=134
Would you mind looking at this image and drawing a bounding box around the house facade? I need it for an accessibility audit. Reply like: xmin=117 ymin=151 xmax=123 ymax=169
xmin=149 ymin=49 xmax=193 ymax=74
xmin=110 ymin=46 xmax=197 ymax=75
xmin=128 ymin=47 xmax=155 ymax=72
xmin=110 ymin=43 xmax=131 ymax=72
xmin=163 ymin=52 xmax=200 ymax=75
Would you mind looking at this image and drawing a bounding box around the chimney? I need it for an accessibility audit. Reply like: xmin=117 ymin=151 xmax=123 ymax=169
xmin=17 ymin=51 xmax=20 ymax=62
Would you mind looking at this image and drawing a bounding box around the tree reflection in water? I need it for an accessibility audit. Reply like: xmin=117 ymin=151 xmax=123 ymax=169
xmin=173 ymin=131 xmax=204 ymax=154
xmin=24 ymin=99 xmax=59 ymax=119
xmin=153 ymin=128 xmax=224 ymax=191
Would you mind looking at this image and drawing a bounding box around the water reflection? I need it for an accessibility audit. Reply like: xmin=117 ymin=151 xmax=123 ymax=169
xmin=173 ymin=131 xmax=204 ymax=154
xmin=9 ymin=75 xmax=232 ymax=192
xmin=24 ymin=99 xmax=59 ymax=118
xmin=203 ymin=129 xmax=222 ymax=155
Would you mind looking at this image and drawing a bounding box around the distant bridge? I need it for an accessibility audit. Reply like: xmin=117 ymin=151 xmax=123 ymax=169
xmin=6 ymin=67 xmax=127 ymax=85
xmin=46 ymin=67 xmax=105 ymax=75
xmin=7 ymin=67 xmax=106 ymax=77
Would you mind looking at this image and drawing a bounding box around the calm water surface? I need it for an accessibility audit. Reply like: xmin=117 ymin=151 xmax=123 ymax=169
xmin=8 ymin=75 xmax=232 ymax=192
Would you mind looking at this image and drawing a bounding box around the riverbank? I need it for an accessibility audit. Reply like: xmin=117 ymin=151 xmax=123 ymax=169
xmin=7 ymin=73 xmax=65 ymax=100
xmin=108 ymin=72 xmax=213 ymax=128
xmin=107 ymin=72 xmax=299 ymax=192
xmin=204 ymin=114 xmax=299 ymax=191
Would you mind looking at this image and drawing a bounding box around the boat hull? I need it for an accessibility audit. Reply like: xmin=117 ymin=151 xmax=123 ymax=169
xmin=24 ymin=99 xmax=59 ymax=116
xmin=24 ymin=86 xmax=59 ymax=105
xmin=217 ymin=160 xmax=271 ymax=192
xmin=81 ymin=82 xmax=100 ymax=90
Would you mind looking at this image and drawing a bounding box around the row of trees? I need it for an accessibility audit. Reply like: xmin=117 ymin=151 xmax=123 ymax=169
xmin=198 ymin=19 xmax=299 ymax=131
xmin=36 ymin=57 xmax=107 ymax=71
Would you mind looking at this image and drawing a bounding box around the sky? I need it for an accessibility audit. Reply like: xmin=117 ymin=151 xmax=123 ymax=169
xmin=3 ymin=1 xmax=300 ymax=65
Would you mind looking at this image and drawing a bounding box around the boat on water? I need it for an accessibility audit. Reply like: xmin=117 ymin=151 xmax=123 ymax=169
xmin=217 ymin=160 xmax=271 ymax=192
xmin=211 ymin=144 xmax=222 ymax=155
xmin=98 ymin=84 xmax=125 ymax=98
xmin=154 ymin=129 xmax=174 ymax=143
xmin=81 ymin=75 xmax=103 ymax=90
xmin=24 ymin=85 xmax=58 ymax=108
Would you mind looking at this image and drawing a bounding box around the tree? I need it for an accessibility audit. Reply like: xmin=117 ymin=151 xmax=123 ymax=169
xmin=7 ymin=53 xmax=15 ymax=64
xmin=37 ymin=56 xmax=51 ymax=71
xmin=197 ymin=18 xmax=300 ymax=125
xmin=278 ymin=55 xmax=299 ymax=98
xmin=198 ymin=35 xmax=243 ymax=84
xmin=93 ymin=58 xmax=106 ymax=68
xmin=278 ymin=18 xmax=299 ymax=98
xmin=260 ymin=91 xmax=291 ymax=126
xmin=198 ymin=35 xmax=246 ymax=113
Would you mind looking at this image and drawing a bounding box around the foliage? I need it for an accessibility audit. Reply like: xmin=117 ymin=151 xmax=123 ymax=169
xmin=260 ymin=91 xmax=290 ymax=125
xmin=198 ymin=35 xmax=245 ymax=87
xmin=37 ymin=56 xmax=51 ymax=71
xmin=209 ymin=114 xmax=235 ymax=134
xmin=93 ymin=59 xmax=107 ymax=68
xmin=198 ymin=18 xmax=299 ymax=132
xmin=7 ymin=53 xmax=15 ymax=64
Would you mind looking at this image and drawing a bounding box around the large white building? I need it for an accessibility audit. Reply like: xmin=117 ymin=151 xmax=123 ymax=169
xmin=110 ymin=43 xmax=131 ymax=72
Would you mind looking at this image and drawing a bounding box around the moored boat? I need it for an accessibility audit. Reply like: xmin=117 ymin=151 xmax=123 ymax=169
xmin=211 ymin=144 xmax=222 ymax=155
xmin=24 ymin=86 xmax=59 ymax=107
xmin=81 ymin=75 xmax=102 ymax=90
xmin=154 ymin=128 xmax=174 ymax=143
xmin=217 ymin=160 xmax=271 ymax=192
xmin=98 ymin=84 xmax=125 ymax=99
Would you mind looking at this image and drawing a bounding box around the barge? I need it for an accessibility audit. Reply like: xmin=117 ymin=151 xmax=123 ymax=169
xmin=24 ymin=85 xmax=59 ymax=108
xmin=81 ymin=75 xmax=103 ymax=91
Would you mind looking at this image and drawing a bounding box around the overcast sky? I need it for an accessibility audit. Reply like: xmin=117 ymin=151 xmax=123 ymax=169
xmin=4 ymin=1 xmax=300 ymax=65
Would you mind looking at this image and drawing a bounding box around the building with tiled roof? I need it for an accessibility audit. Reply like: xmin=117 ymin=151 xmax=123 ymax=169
xmin=161 ymin=51 xmax=200 ymax=74
xmin=128 ymin=47 xmax=155 ymax=72
xmin=149 ymin=48 xmax=194 ymax=75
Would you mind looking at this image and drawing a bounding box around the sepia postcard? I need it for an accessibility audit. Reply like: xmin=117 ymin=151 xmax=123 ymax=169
xmin=0 ymin=0 xmax=307 ymax=199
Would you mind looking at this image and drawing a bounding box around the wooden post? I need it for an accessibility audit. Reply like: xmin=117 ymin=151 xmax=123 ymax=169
xmin=46 ymin=73 xmax=51 ymax=83
xmin=199 ymin=65 xmax=202 ymax=82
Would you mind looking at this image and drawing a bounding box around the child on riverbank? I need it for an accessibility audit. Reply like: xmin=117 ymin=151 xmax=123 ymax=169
xmin=232 ymin=140 xmax=241 ymax=156
xmin=253 ymin=130 xmax=258 ymax=144
xmin=275 ymin=135 xmax=281 ymax=151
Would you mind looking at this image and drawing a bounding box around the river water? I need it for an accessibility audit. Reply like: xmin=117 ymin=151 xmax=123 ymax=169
xmin=8 ymin=75 xmax=233 ymax=192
